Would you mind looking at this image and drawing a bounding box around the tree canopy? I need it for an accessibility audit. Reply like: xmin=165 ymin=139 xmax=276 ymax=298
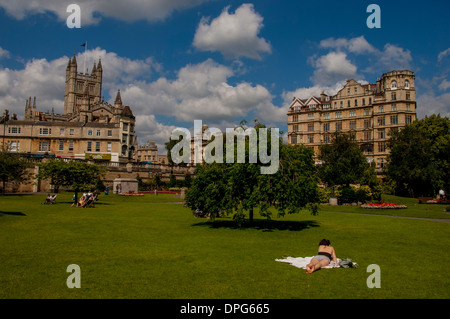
xmin=0 ymin=148 xmax=32 ymax=192
xmin=386 ymin=114 xmax=449 ymax=197
xmin=317 ymin=132 xmax=369 ymax=187
xmin=36 ymin=159 xmax=105 ymax=201
xmin=185 ymin=121 xmax=319 ymax=225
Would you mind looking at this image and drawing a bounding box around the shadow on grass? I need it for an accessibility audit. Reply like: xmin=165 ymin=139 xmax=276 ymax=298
xmin=0 ymin=211 xmax=26 ymax=216
xmin=192 ymin=219 xmax=320 ymax=232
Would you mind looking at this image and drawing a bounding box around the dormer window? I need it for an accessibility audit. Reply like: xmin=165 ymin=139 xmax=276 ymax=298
xmin=405 ymin=80 xmax=410 ymax=89
xmin=391 ymin=80 xmax=398 ymax=89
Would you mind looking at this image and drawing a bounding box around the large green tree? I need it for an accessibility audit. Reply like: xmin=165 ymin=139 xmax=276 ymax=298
xmin=185 ymin=121 xmax=319 ymax=226
xmin=317 ymin=132 xmax=369 ymax=188
xmin=37 ymin=159 xmax=105 ymax=202
xmin=386 ymin=114 xmax=449 ymax=197
xmin=0 ymin=149 xmax=32 ymax=193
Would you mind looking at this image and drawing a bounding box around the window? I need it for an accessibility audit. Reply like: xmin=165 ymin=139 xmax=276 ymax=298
xmin=123 ymin=123 xmax=128 ymax=131
xmin=323 ymin=123 xmax=330 ymax=132
xmin=107 ymin=130 xmax=112 ymax=137
xmin=364 ymin=120 xmax=371 ymax=129
xmin=8 ymin=127 xmax=21 ymax=134
xmin=324 ymin=135 xmax=331 ymax=143
xmin=293 ymin=115 xmax=298 ymax=122
xmin=348 ymin=100 xmax=351 ymax=107
xmin=291 ymin=135 xmax=297 ymax=144
xmin=390 ymin=115 xmax=398 ymax=125
xmin=406 ymin=104 xmax=411 ymax=111
xmin=379 ymin=106 xmax=384 ymax=113
xmin=9 ymin=141 xmax=20 ymax=152
xmin=369 ymin=97 xmax=372 ymax=105
xmin=308 ymin=113 xmax=314 ymax=120
xmin=39 ymin=128 xmax=51 ymax=135
xmin=308 ymin=135 xmax=314 ymax=144
xmin=378 ymin=117 xmax=385 ymax=126
xmin=391 ymin=80 xmax=397 ymax=89
xmin=347 ymin=88 xmax=351 ymax=95
xmin=378 ymin=142 xmax=386 ymax=153
xmin=107 ymin=142 xmax=112 ymax=152
xmin=122 ymin=134 xmax=128 ymax=144
xmin=377 ymin=158 xmax=387 ymax=168
xmin=95 ymin=142 xmax=101 ymax=152
xmin=336 ymin=112 xmax=342 ymax=119
xmin=59 ymin=140 xmax=64 ymax=152
xmin=323 ymin=104 xmax=330 ymax=109
xmin=87 ymin=130 xmax=93 ymax=136
xmin=308 ymin=124 xmax=314 ymax=132
xmin=350 ymin=132 xmax=356 ymax=141
xmin=293 ymin=125 xmax=299 ymax=132
xmin=349 ymin=110 xmax=356 ymax=117
xmin=391 ymin=92 xmax=397 ymax=101
xmin=406 ymin=115 xmax=412 ymax=125
xmin=87 ymin=142 xmax=92 ymax=152
xmin=362 ymin=98 xmax=366 ymax=106
xmin=405 ymin=80 xmax=410 ymax=89
xmin=378 ymin=129 xmax=386 ymax=139
xmin=354 ymin=99 xmax=358 ymax=107
xmin=364 ymin=131 xmax=372 ymax=141
xmin=406 ymin=92 xmax=411 ymax=100
xmin=69 ymin=129 xmax=74 ymax=136
xmin=350 ymin=121 xmax=357 ymax=130
xmin=336 ymin=122 xmax=343 ymax=131
xmin=96 ymin=130 xmax=101 ymax=137
xmin=354 ymin=87 xmax=358 ymax=95
xmin=340 ymin=101 xmax=343 ymax=108
xmin=323 ymin=113 xmax=330 ymax=120
xmin=392 ymin=104 xmax=397 ymax=111
xmin=39 ymin=141 xmax=50 ymax=152
xmin=364 ymin=109 xmax=371 ymax=116
xmin=69 ymin=141 xmax=74 ymax=152
xmin=60 ymin=128 xmax=65 ymax=136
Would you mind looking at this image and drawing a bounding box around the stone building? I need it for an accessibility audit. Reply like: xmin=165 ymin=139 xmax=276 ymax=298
xmin=0 ymin=54 xmax=137 ymax=162
xmin=287 ymin=70 xmax=417 ymax=171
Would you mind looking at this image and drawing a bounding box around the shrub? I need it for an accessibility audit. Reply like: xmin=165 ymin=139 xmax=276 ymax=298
xmin=341 ymin=186 xmax=356 ymax=204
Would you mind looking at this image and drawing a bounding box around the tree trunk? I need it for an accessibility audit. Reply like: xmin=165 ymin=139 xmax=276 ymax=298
xmin=249 ymin=208 xmax=254 ymax=224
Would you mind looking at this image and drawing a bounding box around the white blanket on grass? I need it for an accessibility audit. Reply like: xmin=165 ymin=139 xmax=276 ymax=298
xmin=275 ymin=256 xmax=341 ymax=269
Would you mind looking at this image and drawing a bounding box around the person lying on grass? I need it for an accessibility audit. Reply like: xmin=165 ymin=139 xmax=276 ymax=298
xmin=306 ymin=239 xmax=337 ymax=274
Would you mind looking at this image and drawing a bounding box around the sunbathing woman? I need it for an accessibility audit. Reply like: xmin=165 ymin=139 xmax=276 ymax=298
xmin=306 ymin=239 xmax=337 ymax=274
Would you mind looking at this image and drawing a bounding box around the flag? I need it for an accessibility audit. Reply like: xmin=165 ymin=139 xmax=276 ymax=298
xmin=80 ymin=42 xmax=86 ymax=47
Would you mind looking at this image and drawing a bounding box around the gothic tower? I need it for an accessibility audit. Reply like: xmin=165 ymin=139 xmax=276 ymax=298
xmin=64 ymin=54 xmax=103 ymax=115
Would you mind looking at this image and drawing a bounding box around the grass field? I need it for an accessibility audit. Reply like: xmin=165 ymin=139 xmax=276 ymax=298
xmin=0 ymin=192 xmax=449 ymax=299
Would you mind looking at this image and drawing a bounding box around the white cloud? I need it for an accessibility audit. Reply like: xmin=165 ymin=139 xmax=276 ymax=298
xmin=193 ymin=3 xmax=271 ymax=60
xmin=309 ymin=52 xmax=358 ymax=86
xmin=0 ymin=0 xmax=209 ymax=24
xmin=378 ymin=44 xmax=412 ymax=70
xmin=320 ymin=36 xmax=377 ymax=54
xmin=0 ymin=46 xmax=10 ymax=59
xmin=417 ymin=92 xmax=450 ymax=118
xmin=438 ymin=79 xmax=450 ymax=91
xmin=120 ymin=59 xmax=284 ymax=124
xmin=438 ymin=48 xmax=450 ymax=62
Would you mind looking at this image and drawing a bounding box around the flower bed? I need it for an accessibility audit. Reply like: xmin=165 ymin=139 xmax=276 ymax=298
xmin=119 ymin=192 xmax=144 ymax=196
xmin=361 ymin=202 xmax=407 ymax=209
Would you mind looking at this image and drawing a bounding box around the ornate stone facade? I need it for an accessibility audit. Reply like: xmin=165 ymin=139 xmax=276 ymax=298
xmin=287 ymin=70 xmax=417 ymax=171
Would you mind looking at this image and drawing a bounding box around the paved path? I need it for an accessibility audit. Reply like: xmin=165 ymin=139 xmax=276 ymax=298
xmin=337 ymin=211 xmax=450 ymax=223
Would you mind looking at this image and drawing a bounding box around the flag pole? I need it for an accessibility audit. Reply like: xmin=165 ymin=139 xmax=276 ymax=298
xmin=84 ymin=41 xmax=87 ymax=74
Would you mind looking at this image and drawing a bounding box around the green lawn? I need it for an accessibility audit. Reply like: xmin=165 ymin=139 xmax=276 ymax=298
xmin=0 ymin=192 xmax=449 ymax=299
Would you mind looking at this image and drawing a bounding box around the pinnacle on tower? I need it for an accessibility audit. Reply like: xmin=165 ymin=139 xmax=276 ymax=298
xmin=114 ymin=89 xmax=122 ymax=106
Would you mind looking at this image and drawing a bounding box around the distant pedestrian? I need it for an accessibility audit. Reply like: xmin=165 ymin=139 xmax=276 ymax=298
xmin=154 ymin=188 xmax=158 ymax=196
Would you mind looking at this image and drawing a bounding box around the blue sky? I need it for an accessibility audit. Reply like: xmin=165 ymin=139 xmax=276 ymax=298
xmin=0 ymin=0 xmax=449 ymax=150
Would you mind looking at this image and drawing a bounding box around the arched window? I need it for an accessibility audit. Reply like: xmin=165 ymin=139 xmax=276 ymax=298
xmin=405 ymin=80 xmax=410 ymax=89
xmin=391 ymin=80 xmax=398 ymax=89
